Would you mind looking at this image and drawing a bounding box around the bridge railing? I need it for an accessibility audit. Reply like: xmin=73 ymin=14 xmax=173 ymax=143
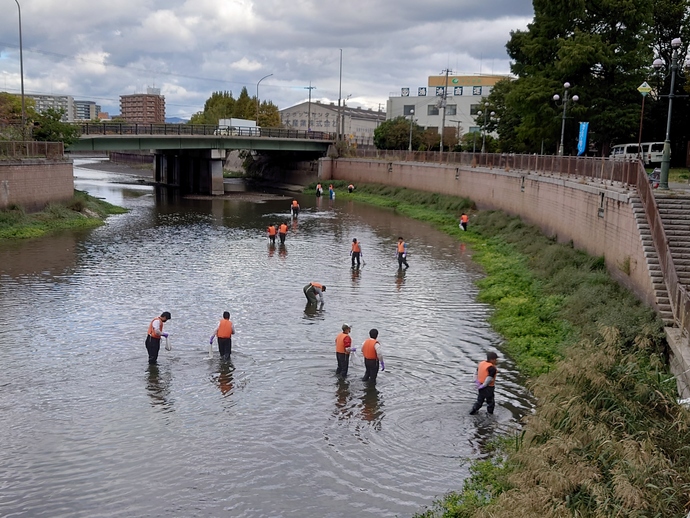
xmin=0 ymin=141 xmax=64 ymax=159
xmin=77 ymin=123 xmax=335 ymax=141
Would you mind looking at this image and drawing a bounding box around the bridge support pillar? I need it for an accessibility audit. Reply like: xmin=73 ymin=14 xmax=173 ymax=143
xmin=154 ymin=150 xmax=225 ymax=195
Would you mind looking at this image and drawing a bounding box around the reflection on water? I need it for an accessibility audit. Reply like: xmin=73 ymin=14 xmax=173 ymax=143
xmin=0 ymin=160 xmax=534 ymax=517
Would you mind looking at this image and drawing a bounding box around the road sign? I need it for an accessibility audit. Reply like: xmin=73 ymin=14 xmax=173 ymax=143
xmin=638 ymin=82 xmax=652 ymax=96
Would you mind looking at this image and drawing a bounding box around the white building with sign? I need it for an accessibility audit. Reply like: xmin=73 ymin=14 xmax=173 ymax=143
xmin=279 ymin=101 xmax=385 ymax=147
xmin=387 ymin=75 xmax=510 ymax=142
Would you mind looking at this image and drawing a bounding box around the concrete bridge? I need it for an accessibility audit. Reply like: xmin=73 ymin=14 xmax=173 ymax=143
xmin=67 ymin=123 xmax=335 ymax=195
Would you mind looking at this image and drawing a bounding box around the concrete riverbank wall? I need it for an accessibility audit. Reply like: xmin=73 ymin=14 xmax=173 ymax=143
xmin=0 ymin=159 xmax=74 ymax=212
xmin=319 ymin=157 xmax=656 ymax=310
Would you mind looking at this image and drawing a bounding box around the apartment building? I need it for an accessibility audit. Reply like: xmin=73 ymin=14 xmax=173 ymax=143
xmin=120 ymin=88 xmax=166 ymax=124
xmin=27 ymin=94 xmax=75 ymax=122
xmin=74 ymin=100 xmax=101 ymax=121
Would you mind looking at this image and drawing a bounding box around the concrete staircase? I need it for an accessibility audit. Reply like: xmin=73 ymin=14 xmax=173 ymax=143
xmin=631 ymin=195 xmax=674 ymax=325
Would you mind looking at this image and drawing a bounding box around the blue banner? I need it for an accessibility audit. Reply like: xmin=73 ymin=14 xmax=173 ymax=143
xmin=577 ymin=122 xmax=589 ymax=156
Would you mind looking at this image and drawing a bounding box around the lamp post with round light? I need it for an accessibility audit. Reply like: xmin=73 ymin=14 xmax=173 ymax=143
xmin=477 ymin=103 xmax=495 ymax=153
xmin=408 ymin=109 xmax=415 ymax=152
xmin=553 ymin=82 xmax=579 ymax=156
xmin=653 ymin=37 xmax=686 ymax=190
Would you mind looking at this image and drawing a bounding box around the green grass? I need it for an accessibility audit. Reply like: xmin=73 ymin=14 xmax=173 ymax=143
xmin=0 ymin=190 xmax=127 ymax=239
xmin=327 ymin=182 xmax=687 ymax=517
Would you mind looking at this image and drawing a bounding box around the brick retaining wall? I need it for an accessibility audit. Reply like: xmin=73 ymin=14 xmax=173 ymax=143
xmin=0 ymin=159 xmax=74 ymax=212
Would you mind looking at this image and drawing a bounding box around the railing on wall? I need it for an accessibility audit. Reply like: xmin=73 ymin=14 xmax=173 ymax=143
xmin=352 ymin=149 xmax=641 ymax=185
xmin=77 ymin=123 xmax=336 ymax=141
xmin=634 ymin=162 xmax=690 ymax=335
xmin=0 ymin=141 xmax=65 ymax=159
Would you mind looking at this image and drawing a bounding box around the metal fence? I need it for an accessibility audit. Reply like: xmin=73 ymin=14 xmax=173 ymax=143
xmin=77 ymin=123 xmax=336 ymax=141
xmin=0 ymin=141 xmax=65 ymax=159
xmin=352 ymin=149 xmax=641 ymax=185
xmin=634 ymin=161 xmax=690 ymax=336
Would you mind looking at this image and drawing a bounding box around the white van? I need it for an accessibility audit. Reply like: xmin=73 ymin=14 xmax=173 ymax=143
xmin=610 ymin=143 xmax=641 ymax=161
xmin=640 ymin=142 xmax=666 ymax=166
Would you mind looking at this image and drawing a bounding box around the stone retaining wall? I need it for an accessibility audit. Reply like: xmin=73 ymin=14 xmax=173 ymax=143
xmin=0 ymin=159 xmax=74 ymax=212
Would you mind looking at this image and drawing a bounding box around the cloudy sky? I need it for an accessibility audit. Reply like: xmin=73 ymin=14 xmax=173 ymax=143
xmin=0 ymin=0 xmax=534 ymax=119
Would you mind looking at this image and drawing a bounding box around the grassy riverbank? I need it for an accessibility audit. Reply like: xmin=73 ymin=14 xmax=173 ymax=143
xmin=0 ymin=190 xmax=127 ymax=239
xmin=314 ymin=181 xmax=690 ymax=517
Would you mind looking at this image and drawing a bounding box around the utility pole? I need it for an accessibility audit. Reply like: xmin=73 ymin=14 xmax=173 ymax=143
xmin=304 ymin=82 xmax=316 ymax=132
xmin=440 ymin=68 xmax=452 ymax=156
xmin=337 ymin=49 xmax=343 ymax=141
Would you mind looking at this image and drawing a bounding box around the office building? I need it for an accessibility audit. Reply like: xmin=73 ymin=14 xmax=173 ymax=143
xmin=74 ymin=100 xmax=101 ymax=121
xmin=386 ymin=74 xmax=510 ymax=141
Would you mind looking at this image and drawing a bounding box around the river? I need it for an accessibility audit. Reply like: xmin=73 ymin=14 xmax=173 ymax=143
xmin=0 ymin=159 xmax=532 ymax=517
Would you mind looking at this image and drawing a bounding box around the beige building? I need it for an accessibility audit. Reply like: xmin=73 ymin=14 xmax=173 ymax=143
xmin=279 ymin=101 xmax=385 ymax=146
xmin=386 ymin=74 xmax=510 ymax=140
xmin=27 ymin=94 xmax=75 ymax=122
xmin=120 ymin=88 xmax=166 ymax=124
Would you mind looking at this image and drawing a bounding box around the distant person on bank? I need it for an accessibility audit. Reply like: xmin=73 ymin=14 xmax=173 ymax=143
xmin=329 ymin=184 xmax=335 ymax=200
xmin=348 ymin=184 xmax=355 ymax=193
xmin=303 ymin=282 xmax=326 ymax=304
xmin=210 ymin=311 xmax=235 ymax=360
xmin=316 ymin=183 xmax=323 ymax=197
xmin=361 ymin=328 xmax=384 ymax=385
xmin=145 ymin=311 xmax=171 ymax=365
xmin=470 ymin=351 xmax=499 ymax=415
xmin=460 ymin=213 xmax=469 ymax=231
xmin=335 ymin=323 xmax=354 ymax=378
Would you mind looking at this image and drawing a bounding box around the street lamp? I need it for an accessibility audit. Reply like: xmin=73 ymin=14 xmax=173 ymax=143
xmin=653 ymin=37 xmax=687 ymax=190
xmin=11 ymin=0 xmax=25 ymax=140
xmin=408 ymin=109 xmax=415 ymax=152
xmin=553 ymin=82 xmax=579 ymax=156
xmin=255 ymin=73 xmax=273 ymax=125
xmin=477 ymin=103 xmax=495 ymax=153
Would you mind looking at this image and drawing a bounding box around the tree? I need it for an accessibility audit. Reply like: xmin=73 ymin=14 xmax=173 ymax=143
xmin=504 ymin=0 xmax=657 ymax=155
xmin=374 ymin=116 xmax=421 ymax=150
xmin=258 ymin=100 xmax=280 ymax=127
xmin=33 ymin=108 xmax=81 ymax=145
xmin=234 ymin=87 xmax=255 ymax=120
xmin=188 ymin=91 xmax=236 ymax=125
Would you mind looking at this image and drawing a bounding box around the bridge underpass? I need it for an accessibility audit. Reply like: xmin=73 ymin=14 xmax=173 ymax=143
xmin=67 ymin=123 xmax=335 ymax=194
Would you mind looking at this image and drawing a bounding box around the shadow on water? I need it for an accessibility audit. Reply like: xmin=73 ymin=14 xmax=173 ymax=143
xmin=359 ymin=386 xmax=383 ymax=429
xmin=395 ymin=268 xmax=406 ymax=291
xmin=215 ymin=360 xmax=235 ymax=397
xmin=146 ymin=365 xmax=174 ymax=413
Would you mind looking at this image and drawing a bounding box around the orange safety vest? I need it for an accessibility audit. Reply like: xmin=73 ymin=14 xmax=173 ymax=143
xmin=310 ymin=282 xmax=323 ymax=290
xmin=397 ymin=241 xmax=406 ymax=253
xmin=147 ymin=317 xmax=163 ymax=338
xmin=292 ymin=200 xmax=299 ymax=207
xmin=279 ymin=224 xmax=288 ymax=233
xmin=218 ymin=319 xmax=233 ymax=338
xmin=352 ymin=242 xmax=361 ymax=253
xmin=461 ymin=214 xmax=469 ymax=223
xmin=335 ymin=332 xmax=351 ymax=354
xmin=268 ymin=225 xmax=276 ymax=236
xmin=477 ymin=361 xmax=497 ymax=387
xmin=362 ymin=338 xmax=379 ymax=360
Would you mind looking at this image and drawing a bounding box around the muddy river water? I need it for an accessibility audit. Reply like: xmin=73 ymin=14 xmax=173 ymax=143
xmin=0 ymin=159 xmax=532 ymax=517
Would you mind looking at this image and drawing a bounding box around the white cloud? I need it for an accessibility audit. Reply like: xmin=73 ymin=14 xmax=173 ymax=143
xmin=0 ymin=0 xmax=534 ymax=118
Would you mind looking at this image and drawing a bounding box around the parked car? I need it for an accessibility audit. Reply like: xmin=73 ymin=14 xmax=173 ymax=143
xmin=609 ymin=143 xmax=641 ymax=161
xmin=640 ymin=142 xmax=666 ymax=166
